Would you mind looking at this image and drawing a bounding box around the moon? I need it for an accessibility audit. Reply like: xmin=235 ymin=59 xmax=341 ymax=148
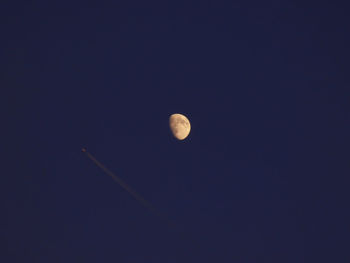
xmin=169 ymin=113 xmax=191 ymax=140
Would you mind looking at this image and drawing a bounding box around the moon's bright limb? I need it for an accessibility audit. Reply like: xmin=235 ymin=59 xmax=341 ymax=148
xmin=169 ymin=113 xmax=191 ymax=140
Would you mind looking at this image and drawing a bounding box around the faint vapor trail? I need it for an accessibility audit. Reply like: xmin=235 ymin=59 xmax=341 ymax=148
xmin=82 ymin=148 xmax=207 ymax=261
xmin=82 ymin=148 xmax=175 ymax=227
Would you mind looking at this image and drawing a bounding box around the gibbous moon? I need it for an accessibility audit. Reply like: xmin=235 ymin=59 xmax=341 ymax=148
xmin=169 ymin=113 xmax=191 ymax=140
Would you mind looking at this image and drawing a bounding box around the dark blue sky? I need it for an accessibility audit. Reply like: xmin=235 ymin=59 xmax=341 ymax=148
xmin=3 ymin=0 xmax=350 ymax=262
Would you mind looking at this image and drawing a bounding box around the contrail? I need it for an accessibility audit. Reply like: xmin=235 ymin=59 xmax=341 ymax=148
xmin=82 ymin=148 xmax=207 ymax=261
xmin=82 ymin=148 xmax=175 ymax=227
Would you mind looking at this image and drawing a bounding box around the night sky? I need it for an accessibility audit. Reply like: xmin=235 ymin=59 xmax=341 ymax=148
xmin=3 ymin=0 xmax=350 ymax=262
